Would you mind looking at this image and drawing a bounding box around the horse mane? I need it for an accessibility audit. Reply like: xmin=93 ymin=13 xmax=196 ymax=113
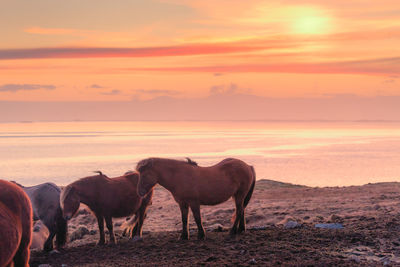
xmin=136 ymin=158 xmax=153 ymax=172
xmin=60 ymin=184 xmax=74 ymax=204
xmin=137 ymin=157 xmax=199 ymax=172
xmin=185 ymin=157 xmax=198 ymax=166
xmin=61 ymin=171 xmax=107 ymax=201
xmin=10 ymin=181 xmax=24 ymax=188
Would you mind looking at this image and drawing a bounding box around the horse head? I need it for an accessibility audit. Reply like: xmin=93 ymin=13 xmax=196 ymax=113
xmin=136 ymin=158 xmax=158 ymax=197
xmin=60 ymin=185 xmax=80 ymax=220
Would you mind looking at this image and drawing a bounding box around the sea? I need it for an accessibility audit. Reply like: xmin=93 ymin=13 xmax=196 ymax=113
xmin=0 ymin=121 xmax=399 ymax=187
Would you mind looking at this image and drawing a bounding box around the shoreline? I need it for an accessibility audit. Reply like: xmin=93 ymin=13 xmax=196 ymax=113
xmin=30 ymin=179 xmax=400 ymax=266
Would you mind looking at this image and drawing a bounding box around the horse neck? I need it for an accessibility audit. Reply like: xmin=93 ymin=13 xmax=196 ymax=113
xmin=72 ymin=182 xmax=94 ymax=206
xmin=153 ymin=160 xmax=179 ymax=193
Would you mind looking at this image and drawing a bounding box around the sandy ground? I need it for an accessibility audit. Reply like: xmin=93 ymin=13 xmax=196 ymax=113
xmin=30 ymin=180 xmax=400 ymax=266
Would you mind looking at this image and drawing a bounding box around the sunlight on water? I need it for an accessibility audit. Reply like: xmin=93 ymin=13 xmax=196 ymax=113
xmin=0 ymin=121 xmax=400 ymax=187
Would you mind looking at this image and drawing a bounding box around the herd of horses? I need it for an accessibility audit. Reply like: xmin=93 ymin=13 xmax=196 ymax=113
xmin=0 ymin=157 xmax=255 ymax=267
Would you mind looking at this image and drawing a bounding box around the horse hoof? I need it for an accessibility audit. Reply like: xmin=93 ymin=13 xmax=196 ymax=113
xmin=179 ymin=235 xmax=189 ymax=241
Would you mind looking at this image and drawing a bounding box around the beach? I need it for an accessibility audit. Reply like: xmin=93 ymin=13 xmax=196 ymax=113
xmin=30 ymin=180 xmax=400 ymax=266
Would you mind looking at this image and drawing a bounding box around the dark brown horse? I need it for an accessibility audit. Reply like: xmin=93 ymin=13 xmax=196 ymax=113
xmin=60 ymin=171 xmax=153 ymax=245
xmin=136 ymin=157 xmax=255 ymax=240
xmin=0 ymin=179 xmax=33 ymax=267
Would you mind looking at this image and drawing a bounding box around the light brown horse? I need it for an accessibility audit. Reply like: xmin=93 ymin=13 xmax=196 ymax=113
xmin=60 ymin=171 xmax=153 ymax=245
xmin=0 ymin=179 xmax=33 ymax=267
xmin=137 ymin=157 xmax=256 ymax=240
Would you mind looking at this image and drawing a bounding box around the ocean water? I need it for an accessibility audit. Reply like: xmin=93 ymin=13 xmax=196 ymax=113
xmin=0 ymin=121 xmax=399 ymax=187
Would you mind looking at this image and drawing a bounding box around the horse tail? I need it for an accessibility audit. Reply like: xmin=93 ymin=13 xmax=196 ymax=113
xmin=55 ymin=208 xmax=68 ymax=249
xmin=243 ymin=166 xmax=256 ymax=208
xmin=231 ymin=166 xmax=256 ymax=223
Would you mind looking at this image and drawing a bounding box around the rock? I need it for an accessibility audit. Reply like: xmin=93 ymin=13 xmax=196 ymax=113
xmin=284 ymin=220 xmax=301 ymax=229
xmin=89 ymin=229 xmax=97 ymax=235
xmin=209 ymin=223 xmax=225 ymax=232
xmin=49 ymin=249 xmax=60 ymax=255
xmin=77 ymin=208 xmax=89 ymax=215
xmin=315 ymin=223 xmax=344 ymax=229
xmin=249 ymin=258 xmax=257 ymax=265
xmin=70 ymin=226 xmax=90 ymax=241
xmin=206 ymin=256 xmax=217 ymax=262
xmin=250 ymin=226 xmax=268 ymax=231
xmin=329 ymin=215 xmax=344 ymax=223
xmin=349 ymin=255 xmax=360 ymax=263
xmin=114 ymin=221 xmax=123 ymax=227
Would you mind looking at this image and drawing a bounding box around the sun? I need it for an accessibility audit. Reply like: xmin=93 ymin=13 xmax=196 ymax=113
xmin=288 ymin=6 xmax=333 ymax=35
xmin=292 ymin=15 xmax=330 ymax=35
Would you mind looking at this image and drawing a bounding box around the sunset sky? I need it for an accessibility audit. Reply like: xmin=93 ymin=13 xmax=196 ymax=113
xmin=0 ymin=0 xmax=399 ymax=120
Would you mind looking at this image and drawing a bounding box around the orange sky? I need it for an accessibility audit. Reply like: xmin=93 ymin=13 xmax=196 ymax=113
xmin=0 ymin=0 xmax=399 ymax=102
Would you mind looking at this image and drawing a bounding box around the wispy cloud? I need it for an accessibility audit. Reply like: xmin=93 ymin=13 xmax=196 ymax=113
xmin=0 ymin=45 xmax=282 ymax=60
xmin=0 ymin=84 xmax=56 ymax=92
xmin=210 ymin=83 xmax=251 ymax=95
xmin=101 ymin=89 xmax=121 ymax=95
xmin=133 ymin=89 xmax=181 ymax=95
xmin=120 ymin=57 xmax=400 ymax=76
xmin=89 ymin=84 xmax=105 ymax=89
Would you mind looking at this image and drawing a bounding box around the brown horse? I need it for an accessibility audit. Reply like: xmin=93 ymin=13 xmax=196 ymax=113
xmin=0 ymin=179 xmax=33 ymax=267
xmin=60 ymin=171 xmax=153 ymax=245
xmin=136 ymin=157 xmax=256 ymax=240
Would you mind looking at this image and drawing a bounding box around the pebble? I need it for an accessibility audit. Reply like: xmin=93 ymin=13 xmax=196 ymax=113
xmin=315 ymin=223 xmax=344 ymax=229
xmin=284 ymin=220 xmax=301 ymax=229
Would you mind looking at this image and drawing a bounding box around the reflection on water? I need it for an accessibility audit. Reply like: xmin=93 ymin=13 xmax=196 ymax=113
xmin=0 ymin=121 xmax=400 ymax=187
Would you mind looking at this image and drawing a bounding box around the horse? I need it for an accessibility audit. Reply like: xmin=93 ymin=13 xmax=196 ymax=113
xmin=30 ymin=221 xmax=50 ymax=251
xmin=13 ymin=182 xmax=67 ymax=252
xmin=136 ymin=157 xmax=256 ymax=240
xmin=0 ymin=179 xmax=33 ymax=267
xmin=60 ymin=171 xmax=153 ymax=245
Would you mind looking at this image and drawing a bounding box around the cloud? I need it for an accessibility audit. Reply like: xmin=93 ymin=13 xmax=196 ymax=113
xmin=382 ymin=79 xmax=396 ymax=84
xmin=0 ymin=41 xmax=291 ymax=60
xmin=89 ymin=84 xmax=105 ymax=89
xmin=0 ymin=84 xmax=56 ymax=92
xmin=210 ymin=83 xmax=251 ymax=95
xmin=101 ymin=89 xmax=121 ymax=95
xmin=133 ymin=89 xmax=181 ymax=95
xmin=121 ymin=57 xmax=400 ymax=76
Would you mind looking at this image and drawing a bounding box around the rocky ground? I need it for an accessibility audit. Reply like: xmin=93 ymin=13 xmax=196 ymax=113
xmin=30 ymin=180 xmax=400 ymax=266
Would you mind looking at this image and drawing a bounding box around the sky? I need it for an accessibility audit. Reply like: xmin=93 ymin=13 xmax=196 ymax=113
xmin=0 ymin=0 xmax=399 ymax=121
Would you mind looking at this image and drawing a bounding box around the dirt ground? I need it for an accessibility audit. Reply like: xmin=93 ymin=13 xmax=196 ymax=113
xmin=30 ymin=180 xmax=400 ymax=266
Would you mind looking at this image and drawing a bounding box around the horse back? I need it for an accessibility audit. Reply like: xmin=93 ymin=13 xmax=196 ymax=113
xmin=25 ymin=182 xmax=62 ymax=225
xmin=86 ymin=175 xmax=142 ymax=218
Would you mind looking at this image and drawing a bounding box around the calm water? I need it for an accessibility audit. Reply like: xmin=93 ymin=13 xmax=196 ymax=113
xmin=0 ymin=121 xmax=399 ymax=187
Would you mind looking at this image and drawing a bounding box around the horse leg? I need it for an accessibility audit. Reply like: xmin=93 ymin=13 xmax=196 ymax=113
xmin=134 ymin=209 xmax=147 ymax=239
xmin=105 ymin=216 xmax=116 ymax=244
xmin=95 ymin=213 xmax=105 ymax=245
xmin=179 ymin=202 xmax=189 ymax=240
xmin=43 ymin=228 xmax=56 ymax=252
xmin=190 ymin=203 xmax=205 ymax=240
xmin=13 ymin=233 xmax=31 ymax=267
xmin=13 ymin=247 xmax=30 ymax=267
xmin=238 ymin=207 xmax=246 ymax=234
xmin=230 ymin=197 xmax=244 ymax=236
